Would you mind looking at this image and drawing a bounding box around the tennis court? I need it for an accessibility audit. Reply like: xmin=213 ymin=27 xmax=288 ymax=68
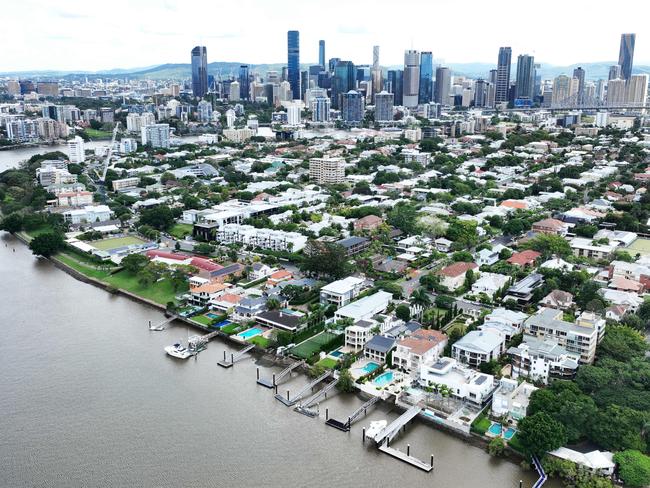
xmin=290 ymin=331 xmax=339 ymax=359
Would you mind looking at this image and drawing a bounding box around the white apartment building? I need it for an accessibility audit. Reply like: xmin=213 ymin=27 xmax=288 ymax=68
xmin=214 ymin=224 xmax=307 ymax=252
xmin=452 ymin=328 xmax=506 ymax=367
xmin=334 ymin=291 xmax=392 ymax=322
xmin=63 ymin=205 xmax=112 ymax=225
xmin=111 ymin=177 xmax=140 ymax=192
xmin=66 ymin=136 xmax=85 ymax=163
xmin=491 ymin=378 xmax=538 ymax=422
xmin=507 ymin=336 xmax=580 ymax=383
xmin=222 ymin=127 xmax=254 ymax=143
xmin=392 ymin=329 xmax=448 ymax=372
xmin=309 ymin=157 xmax=345 ymax=185
xmin=141 ymin=124 xmax=170 ymax=148
xmin=320 ymin=276 xmax=366 ymax=308
xmin=345 ymin=319 xmax=377 ymax=352
xmin=57 ymin=191 xmax=93 ymax=207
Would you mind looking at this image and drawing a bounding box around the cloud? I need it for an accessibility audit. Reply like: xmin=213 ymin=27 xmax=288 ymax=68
xmin=336 ymin=25 xmax=369 ymax=35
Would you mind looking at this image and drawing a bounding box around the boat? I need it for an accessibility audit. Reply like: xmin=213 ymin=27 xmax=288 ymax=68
xmin=164 ymin=341 xmax=192 ymax=359
xmin=149 ymin=324 xmax=165 ymax=331
xmin=187 ymin=335 xmax=208 ymax=354
xmin=365 ymin=420 xmax=388 ymax=440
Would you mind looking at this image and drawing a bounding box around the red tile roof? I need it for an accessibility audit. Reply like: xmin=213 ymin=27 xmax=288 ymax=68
xmin=507 ymin=250 xmax=541 ymax=266
xmin=437 ymin=262 xmax=478 ymax=277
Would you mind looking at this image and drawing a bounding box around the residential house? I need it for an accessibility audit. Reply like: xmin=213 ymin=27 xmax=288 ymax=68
xmin=210 ymin=293 xmax=243 ymax=313
xmin=189 ymin=282 xmax=230 ymax=306
xmin=392 ymin=329 xmax=448 ymax=372
xmin=336 ymin=236 xmax=370 ymax=256
xmin=452 ymin=329 xmax=506 ymax=367
xmin=418 ymin=357 xmax=495 ymax=405
xmin=508 ymin=336 xmax=580 ymax=383
xmin=364 ymin=335 xmax=396 ymax=363
xmin=250 ymin=263 xmax=274 ymax=280
xmin=547 ymin=449 xmax=615 ymax=477
xmin=434 ymin=238 xmax=453 ymax=253
xmin=345 ymin=319 xmax=377 ymax=352
xmin=354 ymin=215 xmax=384 ymax=232
xmin=532 ymin=218 xmax=569 ymax=236
xmin=504 ymin=273 xmax=544 ymax=305
xmin=320 ymin=276 xmax=366 ymax=308
xmin=471 ymin=272 xmax=509 ymax=298
xmin=437 ymin=262 xmax=478 ymax=291
xmin=234 ymin=297 xmax=267 ymax=320
xmin=256 ymin=309 xmax=303 ymax=332
xmin=507 ymin=250 xmax=541 ymax=268
xmin=334 ymin=291 xmax=392 ymax=322
xmin=491 ymin=378 xmax=538 ymax=422
xmin=540 ymin=290 xmax=574 ymax=310
xmin=570 ymin=237 xmax=614 ymax=260
xmin=475 ymin=248 xmax=500 ymax=267
xmin=267 ymin=269 xmax=293 ymax=286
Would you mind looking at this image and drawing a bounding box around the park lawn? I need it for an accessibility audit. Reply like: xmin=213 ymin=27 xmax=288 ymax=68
xmin=93 ymin=236 xmax=146 ymax=251
xmin=316 ymin=357 xmax=338 ymax=369
xmin=191 ymin=315 xmax=213 ymax=326
xmin=470 ymin=413 xmax=492 ymax=435
xmin=55 ymin=253 xmax=113 ymax=280
xmin=169 ymin=223 xmax=193 ymax=239
xmin=104 ymin=270 xmax=186 ymax=305
xmin=249 ymin=335 xmax=270 ymax=348
xmin=83 ymin=128 xmax=113 ymax=139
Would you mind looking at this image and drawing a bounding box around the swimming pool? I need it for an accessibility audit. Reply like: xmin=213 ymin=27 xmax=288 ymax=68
xmin=373 ymin=371 xmax=394 ymax=387
xmin=206 ymin=313 xmax=220 ymax=319
xmin=488 ymin=423 xmax=503 ymax=436
xmin=237 ymin=327 xmax=263 ymax=340
xmin=330 ymin=350 xmax=343 ymax=358
xmin=362 ymin=362 xmax=380 ymax=374
xmin=503 ymin=427 xmax=517 ymax=440
xmin=214 ymin=320 xmax=231 ymax=328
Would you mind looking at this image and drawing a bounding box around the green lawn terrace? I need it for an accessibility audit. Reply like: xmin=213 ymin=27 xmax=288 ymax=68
xmin=66 ymin=234 xmax=156 ymax=261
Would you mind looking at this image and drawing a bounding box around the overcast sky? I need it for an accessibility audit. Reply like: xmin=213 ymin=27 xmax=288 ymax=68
xmin=2 ymin=0 xmax=648 ymax=72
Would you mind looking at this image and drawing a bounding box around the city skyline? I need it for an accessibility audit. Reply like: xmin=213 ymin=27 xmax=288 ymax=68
xmin=2 ymin=0 xmax=650 ymax=72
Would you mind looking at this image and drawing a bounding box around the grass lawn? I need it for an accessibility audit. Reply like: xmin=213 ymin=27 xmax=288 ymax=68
xmin=169 ymin=223 xmax=193 ymax=239
xmin=507 ymin=433 xmax=524 ymax=452
xmin=316 ymin=357 xmax=338 ymax=369
xmin=249 ymin=336 xmax=270 ymax=348
xmin=83 ymin=128 xmax=113 ymax=139
xmin=104 ymin=271 xmax=185 ymax=305
xmin=92 ymin=236 xmax=146 ymax=251
xmin=24 ymin=224 xmax=56 ymax=239
xmin=55 ymin=253 xmax=113 ymax=280
xmin=470 ymin=414 xmax=492 ymax=435
xmin=221 ymin=323 xmax=243 ymax=335
xmin=627 ymin=238 xmax=650 ymax=256
xmin=291 ymin=331 xmax=339 ymax=359
xmin=444 ymin=321 xmax=467 ymax=335
xmin=191 ymin=315 xmax=213 ymax=326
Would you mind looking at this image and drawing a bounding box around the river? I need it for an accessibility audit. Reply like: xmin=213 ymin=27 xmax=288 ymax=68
xmin=0 ymin=233 xmax=561 ymax=488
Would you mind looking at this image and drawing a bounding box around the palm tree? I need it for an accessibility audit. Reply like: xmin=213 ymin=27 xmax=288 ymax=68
xmin=410 ymin=288 xmax=431 ymax=308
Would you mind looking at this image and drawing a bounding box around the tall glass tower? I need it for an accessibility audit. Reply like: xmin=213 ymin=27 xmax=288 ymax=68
xmin=287 ymin=30 xmax=300 ymax=100
xmin=319 ymin=40 xmax=325 ymax=69
xmin=191 ymin=46 xmax=208 ymax=98
xmin=419 ymin=51 xmax=433 ymax=103
xmin=239 ymin=64 xmax=250 ymax=100
xmin=387 ymin=70 xmax=403 ymax=106
xmin=618 ymin=33 xmax=636 ymax=81
xmin=403 ymin=50 xmax=420 ymax=108
xmin=515 ymin=54 xmax=535 ymax=100
xmin=495 ymin=47 xmax=512 ymax=103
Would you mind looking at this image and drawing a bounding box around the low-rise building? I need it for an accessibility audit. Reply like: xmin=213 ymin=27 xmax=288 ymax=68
xmin=547 ymin=448 xmax=615 ymax=477
xmin=540 ymin=289 xmax=574 ymax=310
xmin=471 ymin=272 xmax=510 ymax=298
xmin=335 ymin=236 xmax=370 ymax=256
xmin=437 ymin=262 xmax=478 ymax=291
xmin=532 ymin=218 xmax=569 ymax=236
xmin=491 ymin=378 xmax=538 ymax=422
xmin=570 ymin=237 xmax=614 ymax=260
xmin=507 ymin=250 xmax=542 ymax=268
xmin=363 ymin=335 xmax=396 ymax=363
xmin=452 ymin=328 xmax=506 ymax=367
xmin=335 ymin=290 xmax=392 ymax=322
xmin=418 ymin=357 xmax=495 ymax=405
xmin=63 ymin=205 xmax=112 ymax=224
xmin=392 ymin=329 xmax=448 ymax=372
xmin=504 ymin=273 xmax=544 ymax=305
xmin=320 ymin=276 xmax=366 ymax=308
xmin=507 ymin=336 xmax=580 ymax=383
xmin=354 ymin=215 xmax=384 ymax=233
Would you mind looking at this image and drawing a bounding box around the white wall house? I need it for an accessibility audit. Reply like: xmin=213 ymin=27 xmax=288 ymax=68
xmin=320 ymin=276 xmax=366 ymax=308
xmin=418 ymin=357 xmax=495 ymax=405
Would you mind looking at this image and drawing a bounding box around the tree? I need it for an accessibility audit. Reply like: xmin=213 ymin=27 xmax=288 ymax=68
xmin=266 ymin=298 xmax=281 ymax=310
xmin=138 ymin=205 xmax=174 ymax=231
xmin=193 ymin=243 xmax=215 ymax=256
xmin=410 ymin=288 xmax=431 ymax=308
xmin=418 ymin=215 xmax=447 ymax=238
xmin=590 ymin=405 xmax=648 ymax=452
xmin=613 ymin=450 xmax=650 ymax=488
xmin=446 ymin=220 xmax=479 ymax=248
xmin=598 ymin=325 xmax=648 ymax=362
xmin=121 ymin=253 xmax=149 ymax=273
xmin=137 ymin=264 xmax=157 ymax=287
xmin=452 ymin=250 xmax=473 ymax=262
xmin=435 ymin=294 xmax=455 ymax=310
xmin=395 ymin=304 xmax=411 ymax=321
xmin=487 ymin=437 xmax=506 ymax=457
xmin=28 ymin=232 xmax=65 ymax=257
xmin=521 ymin=233 xmax=571 ymax=258
xmin=517 ymin=412 xmax=567 ymax=457
xmin=387 ymin=202 xmax=419 ymax=235
xmin=337 ymin=369 xmax=354 ymax=393
xmin=302 ymin=240 xmax=350 ymax=279
xmin=0 ymin=213 xmax=23 ymax=233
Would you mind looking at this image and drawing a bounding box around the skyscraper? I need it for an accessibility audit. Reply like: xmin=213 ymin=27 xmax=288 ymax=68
xmin=403 ymin=50 xmax=420 ymax=108
xmin=515 ymin=54 xmax=535 ymax=100
xmin=387 ymin=70 xmax=403 ymax=106
xmin=191 ymin=46 xmax=208 ymax=98
xmin=419 ymin=51 xmax=433 ymax=104
xmin=331 ymin=61 xmax=355 ymax=109
xmin=341 ymin=90 xmax=364 ymax=125
xmin=618 ymin=33 xmax=636 ymax=81
xmin=627 ymin=74 xmax=649 ymax=106
xmin=374 ymin=91 xmax=394 ymax=122
xmin=319 ymin=40 xmax=325 ymax=69
xmin=573 ymin=67 xmax=586 ymax=105
xmin=287 ymin=30 xmax=300 ymax=100
xmin=474 ymin=79 xmax=489 ymax=108
xmin=495 ymin=47 xmax=512 ymax=103
xmin=239 ymin=64 xmax=250 ymax=100
xmin=434 ymin=66 xmax=451 ymax=105
xmin=372 ymin=46 xmax=383 ymax=96
xmin=608 ymin=65 xmax=621 ymax=81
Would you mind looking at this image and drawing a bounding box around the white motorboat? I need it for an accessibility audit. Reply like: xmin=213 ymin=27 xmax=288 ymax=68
xmin=149 ymin=324 xmax=165 ymax=331
xmin=365 ymin=420 xmax=387 ymax=440
xmin=164 ymin=341 xmax=192 ymax=359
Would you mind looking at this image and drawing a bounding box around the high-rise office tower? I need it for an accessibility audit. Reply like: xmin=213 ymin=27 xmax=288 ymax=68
xmin=301 ymin=70 xmax=309 ymax=100
xmin=287 ymin=30 xmax=300 ymax=100
xmin=515 ymin=54 xmax=535 ymax=100
xmin=239 ymin=64 xmax=250 ymax=100
xmin=387 ymin=70 xmax=403 ymax=105
xmin=403 ymin=50 xmax=420 ymax=108
xmin=618 ymin=33 xmax=636 ymax=81
xmin=434 ymin=66 xmax=451 ymax=105
xmin=341 ymin=90 xmax=364 ymax=125
xmin=495 ymin=47 xmax=512 ymax=103
xmin=627 ymin=74 xmax=649 ymax=106
xmin=328 ymin=58 xmax=341 ymax=73
xmin=372 ymin=46 xmax=383 ymax=96
xmin=319 ymin=40 xmax=326 ymax=69
xmin=552 ymin=75 xmax=571 ymax=105
xmin=374 ymin=91 xmax=394 ymax=122
xmin=595 ymin=79 xmax=607 ymax=102
xmin=311 ymin=96 xmax=331 ymax=122
xmin=573 ymin=67 xmax=586 ymax=105
xmin=419 ymin=51 xmax=433 ymax=104
xmin=608 ymin=65 xmax=621 ymax=81
xmin=191 ymin=46 xmax=208 ymax=98
xmin=474 ymin=79 xmax=489 ymax=108
xmin=607 ymin=79 xmax=627 ymax=106
xmin=331 ymin=61 xmax=355 ymax=109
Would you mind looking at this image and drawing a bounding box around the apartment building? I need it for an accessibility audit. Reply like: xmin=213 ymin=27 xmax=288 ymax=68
xmin=507 ymin=336 xmax=580 ymax=383
xmin=320 ymin=276 xmax=366 ymax=308
xmin=309 ymin=157 xmax=345 ymax=185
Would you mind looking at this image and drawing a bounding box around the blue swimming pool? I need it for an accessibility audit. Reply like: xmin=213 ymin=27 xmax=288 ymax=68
xmin=503 ymin=427 xmax=517 ymax=440
xmin=206 ymin=313 xmax=220 ymax=319
xmin=373 ymin=371 xmax=394 ymax=387
xmin=330 ymin=350 xmax=343 ymax=358
xmin=237 ymin=327 xmax=263 ymax=340
xmin=214 ymin=320 xmax=231 ymax=328
xmin=362 ymin=362 xmax=380 ymax=374
xmin=488 ymin=422 xmax=503 ymax=436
